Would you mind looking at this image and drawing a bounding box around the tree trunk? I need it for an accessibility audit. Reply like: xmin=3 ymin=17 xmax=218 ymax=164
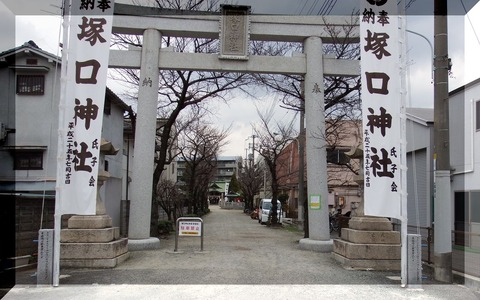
xmin=270 ymin=167 xmax=279 ymax=225
xmin=150 ymin=199 xmax=158 ymax=237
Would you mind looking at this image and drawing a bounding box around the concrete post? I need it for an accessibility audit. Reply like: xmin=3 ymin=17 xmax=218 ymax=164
xmin=299 ymin=36 xmax=331 ymax=251
xmin=37 ymin=229 xmax=54 ymax=285
xmin=297 ymin=106 xmax=305 ymax=230
xmin=433 ymin=0 xmax=452 ymax=283
xmin=128 ymin=29 xmax=161 ymax=245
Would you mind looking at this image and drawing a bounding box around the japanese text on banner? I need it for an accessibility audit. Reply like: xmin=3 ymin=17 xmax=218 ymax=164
xmin=57 ymin=0 xmax=115 ymax=215
xmin=360 ymin=0 xmax=401 ymax=219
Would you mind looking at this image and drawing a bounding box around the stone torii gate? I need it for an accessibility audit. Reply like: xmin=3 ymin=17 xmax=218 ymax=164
xmin=109 ymin=4 xmax=359 ymax=251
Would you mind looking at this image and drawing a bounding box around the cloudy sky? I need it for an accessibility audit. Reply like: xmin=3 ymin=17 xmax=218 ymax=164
xmin=2 ymin=0 xmax=480 ymax=157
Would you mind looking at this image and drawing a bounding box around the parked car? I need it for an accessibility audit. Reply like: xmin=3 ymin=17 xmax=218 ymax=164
xmin=258 ymin=199 xmax=282 ymax=225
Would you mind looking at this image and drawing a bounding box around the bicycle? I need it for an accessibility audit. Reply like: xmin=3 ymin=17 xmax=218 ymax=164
xmin=329 ymin=213 xmax=340 ymax=233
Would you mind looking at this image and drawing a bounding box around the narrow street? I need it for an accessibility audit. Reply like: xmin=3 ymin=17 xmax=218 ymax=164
xmin=9 ymin=206 xmax=479 ymax=299
xmin=47 ymin=205 xmax=399 ymax=285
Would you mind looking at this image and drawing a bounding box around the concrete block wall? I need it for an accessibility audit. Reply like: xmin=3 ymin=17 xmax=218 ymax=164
xmin=15 ymin=197 xmax=54 ymax=257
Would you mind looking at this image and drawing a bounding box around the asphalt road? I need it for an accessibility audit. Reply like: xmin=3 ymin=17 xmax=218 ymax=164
xmin=7 ymin=205 xmax=480 ymax=299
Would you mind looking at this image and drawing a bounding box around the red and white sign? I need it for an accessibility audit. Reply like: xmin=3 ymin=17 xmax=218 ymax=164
xmin=179 ymin=221 xmax=202 ymax=236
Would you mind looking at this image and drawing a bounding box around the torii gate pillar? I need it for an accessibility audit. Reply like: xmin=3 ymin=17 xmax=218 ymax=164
xmin=128 ymin=28 xmax=161 ymax=249
xmin=299 ymin=36 xmax=333 ymax=251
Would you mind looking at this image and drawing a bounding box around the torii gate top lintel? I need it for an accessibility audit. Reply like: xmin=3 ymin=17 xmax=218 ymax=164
xmin=109 ymin=4 xmax=360 ymax=76
xmin=112 ymin=3 xmax=359 ymax=44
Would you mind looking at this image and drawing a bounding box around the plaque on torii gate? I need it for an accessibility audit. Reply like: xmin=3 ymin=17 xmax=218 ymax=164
xmin=219 ymin=5 xmax=250 ymax=60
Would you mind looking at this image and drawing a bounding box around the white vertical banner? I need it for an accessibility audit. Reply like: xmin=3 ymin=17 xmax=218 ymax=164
xmin=225 ymin=182 xmax=230 ymax=194
xmin=56 ymin=0 xmax=115 ymax=215
xmin=360 ymin=0 xmax=402 ymax=219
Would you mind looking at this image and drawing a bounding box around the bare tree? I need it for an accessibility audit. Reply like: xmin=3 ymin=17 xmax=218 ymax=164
xmin=156 ymin=178 xmax=183 ymax=222
xmin=237 ymin=161 xmax=263 ymax=212
xmin=177 ymin=119 xmax=229 ymax=215
xmin=253 ymin=105 xmax=297 ymax=225
xmin=252 ymin=16 xmax=361 ymax=135
xmin=112 ymin=0 xmax=251 ymax=235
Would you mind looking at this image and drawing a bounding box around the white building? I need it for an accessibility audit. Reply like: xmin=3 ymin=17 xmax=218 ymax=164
xmin=0 ymin=41 xmax=129 ymax=256
xmin=405 ymin=78 xmax=480 ymax=278
xmin=177 ymin=155 xmax=242 ymax=184
xmin=405 ymin=108 xmax=434 ymax=228
xmin=449 ymin=78 xmax=480 ymax=250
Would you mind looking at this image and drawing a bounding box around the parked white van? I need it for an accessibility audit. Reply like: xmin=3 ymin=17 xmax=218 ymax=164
xmin=258 ymin=198 xmax=282 ymax=224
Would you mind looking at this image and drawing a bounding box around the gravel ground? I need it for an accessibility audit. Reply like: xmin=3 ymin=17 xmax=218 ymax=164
xmin=7 ymin=205 xmax=480 ymax=299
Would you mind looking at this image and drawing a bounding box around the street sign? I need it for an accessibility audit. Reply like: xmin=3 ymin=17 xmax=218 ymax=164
xmin=179 ymin=220 xmax=202 ymax=236
xmin=175 ymin=217 xmax=204 ymax=252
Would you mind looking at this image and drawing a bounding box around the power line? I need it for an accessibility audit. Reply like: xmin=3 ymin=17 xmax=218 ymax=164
xmin=317 ymin=0 xmax=337 ymax=15
xmin=406 ymin=0 xmax=417 ymax=10
xmin=296 ymin=0 xmax=309 ymax=15
xmin=307 ymin=0 xmax=321 ymax=15
xmin=326 ymin=0 xmax=337 ymax=15
xmin=316 ymin=0 xmax=329 ymax=15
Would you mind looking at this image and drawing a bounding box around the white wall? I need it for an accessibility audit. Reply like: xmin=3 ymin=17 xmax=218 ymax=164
xmin=450 ymin=83 xmax=479 ymax=192
xmin=405 ymin=118 xmax=434 ymax=227
xmin=13 ymin=56 xmax=60 ymax=184
xmin=449 ymin=80 xmax=480 ymax=251
xmin=100 ymin=100 xmax=128 ymax=226
xmin=406 ymin=118 xmax=432 ymax=153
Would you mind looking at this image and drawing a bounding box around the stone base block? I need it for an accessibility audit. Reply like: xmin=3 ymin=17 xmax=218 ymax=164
xmin=333 ymin=239 xmax=400 ymax=260
xmin=348 ymin=217 xmax=393 ymax=231
xmin=68 ymin=215 xmax=112 ymax=229
xmin=332 ymin=252 xmax=400 ymax=271
xmin=128 ymin=237 xmax=161 ymax=251
xmin=434 ymin=252 xmax=453 ymax=283
xmin=341 ymin=228 xmax=400 ymax=244
xmin=61 ymin=238 xmax=128 ymax=259
xmin=298 ymin=238 xmax=333 ymax=252
xmin=61 ymin=227 xmax=120 ymax=243
xmin=61 ymin=252 xmax=129 ymax=268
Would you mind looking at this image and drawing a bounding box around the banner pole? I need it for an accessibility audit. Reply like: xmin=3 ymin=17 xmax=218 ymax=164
xmin=53 ymin=0 xmax=72 ymax=287
xmin=52 ymin=214 xmax=61 ymax=286
xmin=398 ymin=3 xmax=408 ymax=287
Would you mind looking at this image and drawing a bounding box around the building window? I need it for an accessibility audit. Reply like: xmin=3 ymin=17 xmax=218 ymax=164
xmin=327 ymin=148 xmax=350 ymax=165
xmin=471 ymin=191 xmax=480 ymax=223
xmin=14 ymin=151 xmax=43 ymax=170
xmin=476 ymin=101 xmax=480 ymax=131
xmin=16 ymin=75 xmax=45 ymax=95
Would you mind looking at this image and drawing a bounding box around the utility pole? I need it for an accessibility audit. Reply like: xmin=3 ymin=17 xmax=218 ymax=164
xmin=433 ymin=0 xmax=452 ymax=283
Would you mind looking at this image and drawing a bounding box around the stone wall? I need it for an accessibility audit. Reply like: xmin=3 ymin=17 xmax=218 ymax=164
xmin=15 ymin=197 xmax=55 ymax=257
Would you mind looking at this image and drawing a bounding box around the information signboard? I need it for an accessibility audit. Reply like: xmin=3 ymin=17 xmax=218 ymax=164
xmin=175 ymin=217 xmax=204 ymax=252
xmin=179 ymin=221 xmax=202 ymax=237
